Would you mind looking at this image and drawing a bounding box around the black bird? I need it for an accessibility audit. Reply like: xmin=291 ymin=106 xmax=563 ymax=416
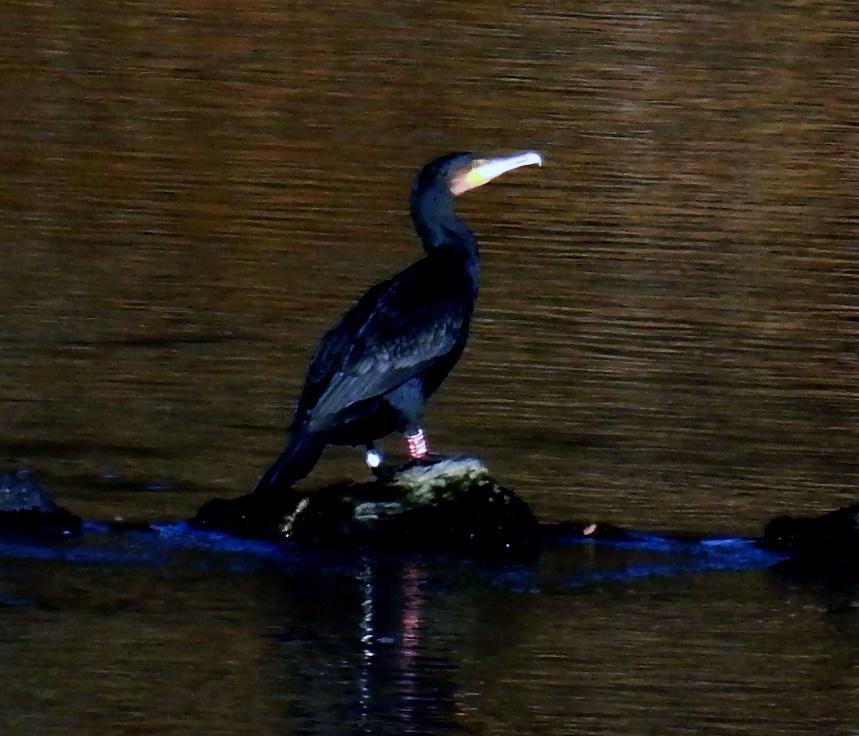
xmin=254 ymin=151 xmax=542 ymax=494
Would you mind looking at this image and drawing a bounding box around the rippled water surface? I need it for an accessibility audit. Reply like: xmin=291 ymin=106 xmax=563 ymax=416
xmin=1 ymin=1 xmax=858 ymax=733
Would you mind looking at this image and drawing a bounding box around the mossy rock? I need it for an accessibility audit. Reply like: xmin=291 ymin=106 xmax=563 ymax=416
xmin=191 ymin=457 xmax=541 ymax=563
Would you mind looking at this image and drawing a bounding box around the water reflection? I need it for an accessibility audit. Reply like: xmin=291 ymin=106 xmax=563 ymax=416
xmin=0 ymin=523 xmax=856 ymax=734
xmin=266 ymin=559 xmax=460 ymax=735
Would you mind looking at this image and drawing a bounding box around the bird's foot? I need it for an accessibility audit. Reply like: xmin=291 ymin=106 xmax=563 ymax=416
xmin=399 ymin=452 xmax=447 ymax=470
xmin=370 ymin=463 xmax=398 ymax=482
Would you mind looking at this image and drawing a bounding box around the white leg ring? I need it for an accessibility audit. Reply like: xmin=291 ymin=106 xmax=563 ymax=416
xmin=365 ymin=448 xmax=383 ymax=468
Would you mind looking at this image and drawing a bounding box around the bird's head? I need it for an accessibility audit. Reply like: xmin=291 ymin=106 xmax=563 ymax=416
xmin=414 ymin=151 xmax=543 ymax=199
xmin=409 ymin=150 xmax=543 ymax=254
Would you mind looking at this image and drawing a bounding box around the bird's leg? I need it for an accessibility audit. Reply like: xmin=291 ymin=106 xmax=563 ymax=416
xmin=405 ymin=427 xmax=429 ymax=459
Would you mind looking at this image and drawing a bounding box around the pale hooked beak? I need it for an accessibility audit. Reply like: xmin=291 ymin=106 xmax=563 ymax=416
xmin=450 ymin=151 xmax=543 ymax=196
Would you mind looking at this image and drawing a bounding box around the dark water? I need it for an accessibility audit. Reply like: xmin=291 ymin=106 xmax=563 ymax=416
xmin=1 ymin=1 xmax=858 ymax=733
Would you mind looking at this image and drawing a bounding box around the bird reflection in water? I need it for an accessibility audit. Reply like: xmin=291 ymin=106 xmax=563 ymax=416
xmin=270 ymin=558 xmax=460 ymax=735
xmin=355 ymin=559 xmax=455 ymax=735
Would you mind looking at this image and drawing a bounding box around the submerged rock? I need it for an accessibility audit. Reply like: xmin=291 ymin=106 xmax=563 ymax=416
xmin=760 ymin=505 xmax=859 ymax=573
xmin=542 ymin=520 xmax=638 ymax=545
xmin=191 ymin=457 xmax=541 ymax=563
xmin=0 ymin=470 xmax=82 ymax=540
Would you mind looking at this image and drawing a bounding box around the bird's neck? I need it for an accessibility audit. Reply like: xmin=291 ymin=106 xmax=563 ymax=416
xmin=411 ymin=191 xmax=480 ymax=285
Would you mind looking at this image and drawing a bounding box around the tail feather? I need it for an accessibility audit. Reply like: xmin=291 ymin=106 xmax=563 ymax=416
xmin=253 ymin=430 xmax=326 ymax=494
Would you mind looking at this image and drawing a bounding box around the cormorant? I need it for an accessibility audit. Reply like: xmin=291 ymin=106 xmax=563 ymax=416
xmin=254 ymin=151 xmax=542 ymax=494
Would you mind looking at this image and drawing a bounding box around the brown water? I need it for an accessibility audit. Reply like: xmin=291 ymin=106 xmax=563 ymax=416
xmin=1 ymin=1 xmax=858 ymax=733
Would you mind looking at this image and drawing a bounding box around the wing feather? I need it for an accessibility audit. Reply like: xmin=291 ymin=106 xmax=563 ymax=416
xmin=299 ymin=258 xmax=472 ymax=431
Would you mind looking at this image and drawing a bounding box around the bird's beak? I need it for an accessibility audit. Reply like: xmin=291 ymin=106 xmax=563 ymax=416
xmin=450 ymin=151 xmax=543 ymax=196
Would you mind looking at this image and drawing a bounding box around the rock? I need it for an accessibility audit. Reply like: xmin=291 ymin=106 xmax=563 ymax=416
xmin=760 ymin=505 xmax=859 ymax=573
xmin=191 ymin=457 xmax=541 ymax=563
xmin=542 ymin=520 xmax=638 ymax=545
xmin=0 ymin=469 xmax=57 ymax=513
xmin=0 ymin=470 xmax=82 ymax=540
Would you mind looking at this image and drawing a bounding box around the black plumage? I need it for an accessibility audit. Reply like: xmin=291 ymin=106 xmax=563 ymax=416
xmin=254 ymin=151 xmax=542 ymax=493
